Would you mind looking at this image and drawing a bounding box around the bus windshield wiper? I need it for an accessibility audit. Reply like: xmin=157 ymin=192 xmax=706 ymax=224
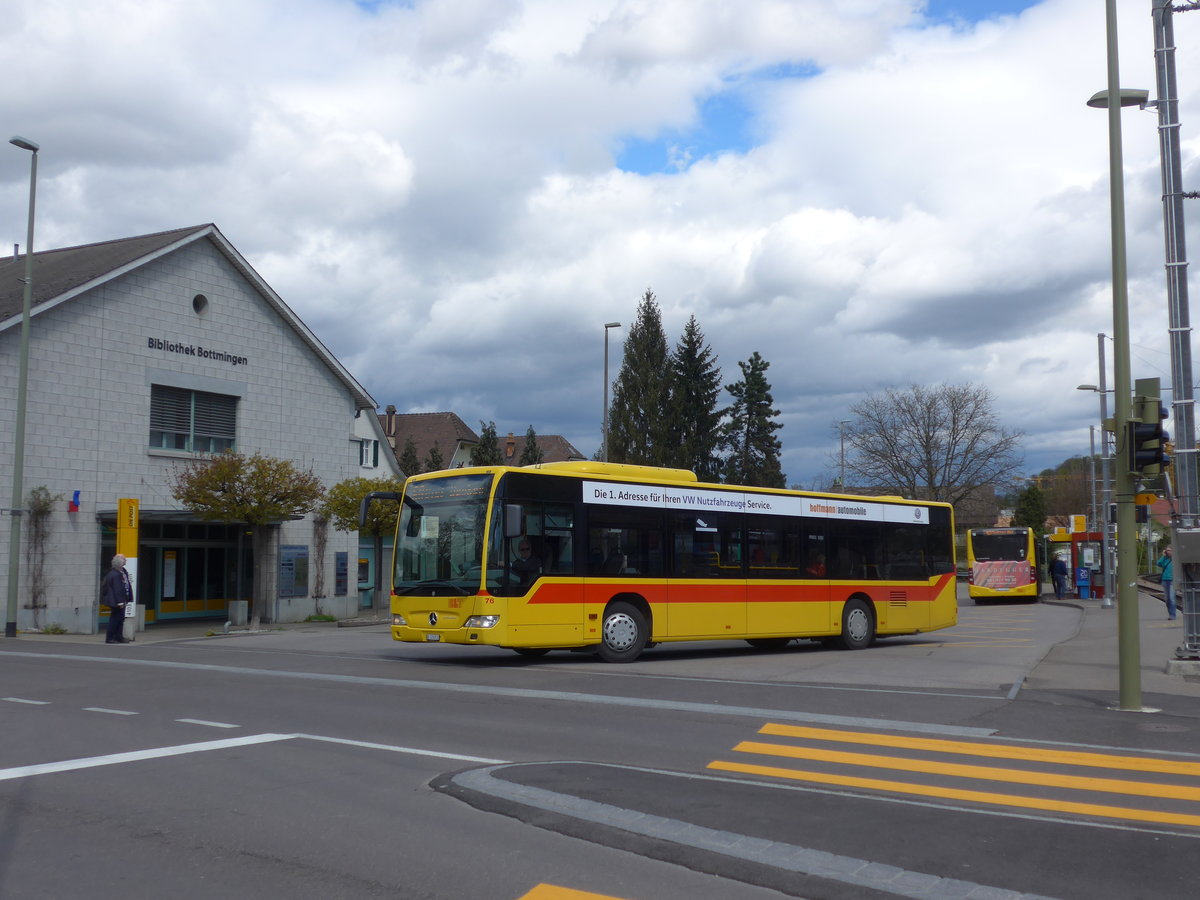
xmin=396 ymin=579 xmax=470 ymax=596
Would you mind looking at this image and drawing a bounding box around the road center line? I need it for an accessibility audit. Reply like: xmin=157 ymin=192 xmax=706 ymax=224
xmin=0 ymin=650 xmax=996 ymax=738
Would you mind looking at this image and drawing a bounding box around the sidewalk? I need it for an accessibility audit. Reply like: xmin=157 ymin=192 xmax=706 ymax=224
xmin=1029 ymin=585 xmax=1200 ymax=700
xmin=10 ymin=613 xmax=390 ymax=645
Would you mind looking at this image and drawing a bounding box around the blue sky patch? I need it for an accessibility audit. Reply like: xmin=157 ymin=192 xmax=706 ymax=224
xmin=616 ymin=63 xmax=820 ymax=175
xmin=924 ymin=1 xmax=1038 ymax=24
xmin=617 ymin=88 xmax=758 ymax=175
xmin=614 ymin=3 xmax=1037 ymax=175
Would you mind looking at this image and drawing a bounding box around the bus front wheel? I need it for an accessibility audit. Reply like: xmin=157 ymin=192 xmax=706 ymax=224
xmin=598 ymin=601 xmax=648 ymax=663
xmin=836 ymin=598 xmax=874 ymax=650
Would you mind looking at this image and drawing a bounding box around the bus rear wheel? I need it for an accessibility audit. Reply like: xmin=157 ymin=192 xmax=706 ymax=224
xmin=598 ymin=601 xmax=648 ymax=663
xmin=836 ymin=598 xmax=874 ymax=650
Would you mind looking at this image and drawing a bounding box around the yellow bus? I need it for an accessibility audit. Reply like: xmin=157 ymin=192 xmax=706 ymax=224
xmin=369 ymin=462 xmax=957 ymax=662
xmin=965 ymin=526 xmax=1038 ymax=603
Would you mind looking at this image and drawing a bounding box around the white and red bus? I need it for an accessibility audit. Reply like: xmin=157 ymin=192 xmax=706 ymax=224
xmin=368 ymin=462 xmax=958 ymax=662
xmin=965 ymin=526 xmax=1038 ymax=603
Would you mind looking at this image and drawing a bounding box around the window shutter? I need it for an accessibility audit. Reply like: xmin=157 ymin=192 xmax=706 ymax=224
xmin=193 ymin=392 xmax=238 ymax=443
xmin=150 ymin=385 xmax=192 ymax=433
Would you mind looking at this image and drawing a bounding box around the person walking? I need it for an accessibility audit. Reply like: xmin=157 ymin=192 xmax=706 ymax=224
xmin=1157 ymin=545 xmax=1177 ymax=621
xmin=1051 ymin=553 xmax=1069 ymax=602
xmin=102 ymin=554 xmax=133 ymax=643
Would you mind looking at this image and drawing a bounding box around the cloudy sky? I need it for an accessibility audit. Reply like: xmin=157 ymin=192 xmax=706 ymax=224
xmin=2 ymin=0 xmax=1195 ymax=487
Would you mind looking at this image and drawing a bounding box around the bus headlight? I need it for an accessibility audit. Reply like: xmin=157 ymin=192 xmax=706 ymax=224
xmin=464 ymin=615 xmax=500 ymax=628
xmin=392 ymin=614 xmax=407 ymax=626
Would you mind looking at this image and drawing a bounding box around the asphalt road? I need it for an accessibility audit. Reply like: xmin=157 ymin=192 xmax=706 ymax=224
xmin=3 ymin=591 xmax=1199 ymax=900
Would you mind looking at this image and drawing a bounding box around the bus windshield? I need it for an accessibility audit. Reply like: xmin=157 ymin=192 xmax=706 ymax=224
xmin=970 ymin=531 xmax=1029 ymax=562
xmin=394 ymin=473 xmax=494 ymax=595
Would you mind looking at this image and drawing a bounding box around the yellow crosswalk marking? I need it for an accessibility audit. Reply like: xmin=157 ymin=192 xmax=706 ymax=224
xmin=707 ymin=759 xmax=1200 ymax=828
xmin=757 ymin=724 xmax=1200 ymax=776
xmin=519 ymin=885 xmax=631 ymax=899
xmin=730 ymin=740 xmax=1200 ymax=802
xmin=709 ymin=723 xmax=1200 ymax=829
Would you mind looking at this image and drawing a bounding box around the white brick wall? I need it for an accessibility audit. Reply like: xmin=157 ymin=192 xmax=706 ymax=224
xmin=0 ymin=236 xmax=377 ymax=632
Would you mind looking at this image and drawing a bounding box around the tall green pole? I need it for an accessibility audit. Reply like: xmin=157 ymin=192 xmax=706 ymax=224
xmin=5 ymin=137 xmax=38 ymax=639
xmin=1101 ymin=1 xmax=1142 ymax=710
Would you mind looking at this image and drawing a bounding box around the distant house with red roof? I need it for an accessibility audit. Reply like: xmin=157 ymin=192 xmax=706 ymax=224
xmin=378 ymin=406 xmax=584 ymax=475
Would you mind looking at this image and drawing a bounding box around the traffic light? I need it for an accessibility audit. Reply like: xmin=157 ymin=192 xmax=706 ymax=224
xmin=1128 ymin=377 xmax=1170 ymax=475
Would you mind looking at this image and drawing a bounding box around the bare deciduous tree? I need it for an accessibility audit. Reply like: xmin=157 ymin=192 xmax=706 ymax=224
xmin=842 ymin=383 xmax=1023 ymax=507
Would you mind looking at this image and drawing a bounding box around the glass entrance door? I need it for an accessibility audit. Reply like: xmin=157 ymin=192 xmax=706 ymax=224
xmin=157 ymin=546 xmax=235 ymax=619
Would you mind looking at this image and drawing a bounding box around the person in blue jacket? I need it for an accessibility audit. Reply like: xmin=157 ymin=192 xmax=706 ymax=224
xmin=1051 ymin=554 xmax=1069 ymax=602
xmin=1157 ymin=545 xmax=1176 ymax=621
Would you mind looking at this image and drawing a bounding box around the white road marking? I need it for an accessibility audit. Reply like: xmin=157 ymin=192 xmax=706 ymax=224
xmin=0 ymin=734 xmax=296 ymax=781
xmin=83 ymin=707 xmax=138 ymax=715
xmin=298 ymin=733 xmax=507 ymax=764
xmin=3 ymin=697 xmax=48 ymax=705
xmin=0 ymin=732 xmax=507 ymax=783
xmin=176 ymin=718 xmax=239 ymax=728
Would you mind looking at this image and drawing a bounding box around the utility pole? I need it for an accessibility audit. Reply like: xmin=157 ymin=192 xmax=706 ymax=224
xmin=1151 ymin=0 xmax=1200 ymax=658
xmin=1095 ymin=0 xmax=1144 ymax=709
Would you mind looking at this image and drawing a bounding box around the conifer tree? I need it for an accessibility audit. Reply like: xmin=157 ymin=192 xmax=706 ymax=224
xmin=398 ymin=436 xmax=420 ymax=476
xmin=423 ymin=441 xmax=444 ymax=472
xmin=666 ymin=314 xmax=724 ymax=480
xmin=722 ymin=351 xmax=785 ymax=488
xmin=607 ymin=289 xmax=671 ymax=465
xmin=518 ymin=425 xmax=544 ymax=465
xmin=470 ymin=421 xmax=504 ymax=465
xmin=1012 ymin=483 xmax=1047 ymax=538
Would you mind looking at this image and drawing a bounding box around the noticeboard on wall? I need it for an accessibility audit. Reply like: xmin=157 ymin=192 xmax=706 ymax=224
xmin=279 ymin=545 xmax=309 ymax=598
xmin=335 ymin=552 xmax=348 ymax=596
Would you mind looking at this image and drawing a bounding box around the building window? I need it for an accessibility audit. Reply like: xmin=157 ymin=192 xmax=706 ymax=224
xmin=360 ymin=439 xmax=379 ymax=468
xmin=150 ymin=385 xmax=237 ymax=453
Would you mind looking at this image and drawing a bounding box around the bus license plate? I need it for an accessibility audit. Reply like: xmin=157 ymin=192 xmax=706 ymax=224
xmin=425 ymin=633 xmax=441 ymax=642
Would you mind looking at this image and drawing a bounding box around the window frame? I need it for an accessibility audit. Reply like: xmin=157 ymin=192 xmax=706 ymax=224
xmin=149 ymin=385 xmax=238 ymax=454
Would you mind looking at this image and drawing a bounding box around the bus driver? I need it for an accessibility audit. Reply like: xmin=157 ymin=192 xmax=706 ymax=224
xmin=511 ymin=538 xmax=542 ymax=586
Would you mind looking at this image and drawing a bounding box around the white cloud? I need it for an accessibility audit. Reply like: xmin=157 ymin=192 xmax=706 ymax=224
xmin=1 ymin=0 xmax=1194 ymax=486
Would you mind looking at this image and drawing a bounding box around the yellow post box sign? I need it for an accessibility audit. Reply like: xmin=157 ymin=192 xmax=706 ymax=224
xmin=116 ymin=499 xmax=139 ymax=616
xmin=117 ymin=498 xmax=139 ymax=558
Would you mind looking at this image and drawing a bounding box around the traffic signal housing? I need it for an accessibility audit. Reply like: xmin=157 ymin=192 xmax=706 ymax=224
xmin=1128 ymin=377 xmax=1170 ymax=476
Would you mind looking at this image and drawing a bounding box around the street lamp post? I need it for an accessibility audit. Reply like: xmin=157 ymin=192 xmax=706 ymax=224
xmin=602 ymin=322 xmax=620 ymax=463
xmin=838 ymin=420 xmax=851 ymax=490
xmin=1078 ymin=374 xmax=1115 ymax=610
xmin=1150 ymin=0 xmax=1199 ymax=659
xmin=6 ymin=136 xmax=38 ymax=639
xmin=1089 ymin=426 xmax=1098 ymax=535
xmin=1088 ymin=0 xmax=1149 ymax=710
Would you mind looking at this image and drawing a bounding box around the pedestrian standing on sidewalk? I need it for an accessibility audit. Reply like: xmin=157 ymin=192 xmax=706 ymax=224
xmin=1157 ymin=545 xmax=1177 ymax=621
xmin=1051 ymin=554 xmax=1069 ymax=602
xmin=102 ymin=554 xmax=133 ymax=643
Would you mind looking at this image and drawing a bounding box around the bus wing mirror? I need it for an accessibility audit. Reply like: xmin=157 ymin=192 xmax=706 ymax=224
xmin=505 ymin=504 xmax=524 ymax=538
xmin=359 ymin=491 xmax=401 ymax=529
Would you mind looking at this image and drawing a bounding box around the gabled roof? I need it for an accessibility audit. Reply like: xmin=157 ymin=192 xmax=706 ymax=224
xmin=0 ymin=224 xmax=377 ymax=409
xmin=379 ymin=410 xmax=480 ymax=466
xmin=501 ymin=431 xmax=585 ymax=464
